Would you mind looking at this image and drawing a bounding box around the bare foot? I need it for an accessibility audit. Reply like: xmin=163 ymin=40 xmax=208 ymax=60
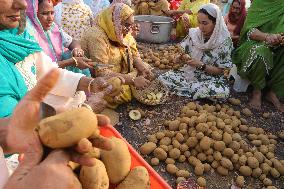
xmin=248 ymin=89 xmax=262 ymax=110
xmin=266 ymin=91 xmax=284 ymax=112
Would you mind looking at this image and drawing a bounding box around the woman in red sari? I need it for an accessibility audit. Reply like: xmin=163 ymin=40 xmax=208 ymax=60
xmin=224 ymin=0 xmax=246 ymax=47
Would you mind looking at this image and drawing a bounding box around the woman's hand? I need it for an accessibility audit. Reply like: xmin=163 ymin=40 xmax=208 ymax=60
xmin=72 ymin=48 xmax=85 ymax=57
xmin=72 ymin=57 xmax=94 ymax=70
xmin=135 ymin=61 xmax=154 ymax=80
xmin=85 ymin=87 xmax=113 ymax=113
xmin=187 ymin=58 xmax=203 ymax=68
xmin=133 ymin=76 xmax=150 ymax=89
xmin=265 ymin=34 xmax=282 ymax=46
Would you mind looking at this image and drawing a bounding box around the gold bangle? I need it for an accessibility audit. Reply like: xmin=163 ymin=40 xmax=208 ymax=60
xmin=72 ymin=57 xmax=78 ymax=67
xmin=87 ymin=78 xmax=95 ymax=94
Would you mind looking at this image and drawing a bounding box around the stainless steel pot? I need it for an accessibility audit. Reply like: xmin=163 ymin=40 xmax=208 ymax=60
xmin=134 ymin=15 xmax=174 ymax=44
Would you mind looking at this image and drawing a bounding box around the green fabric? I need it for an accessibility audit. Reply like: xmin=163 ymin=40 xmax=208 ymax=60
xmin=233 ymin=0 xmax=284 ymax=97
xmin=0 ymin=28 xmax=42 ymax=118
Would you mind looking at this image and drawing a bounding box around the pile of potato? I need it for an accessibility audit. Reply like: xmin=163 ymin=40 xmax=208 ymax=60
xmin=139 ymin=101 xmax=284 ymax=188
xmin=38 ymin=108 xmax=150 ymax=189
xmin=139 ymin=44 xmax=189 ymax=70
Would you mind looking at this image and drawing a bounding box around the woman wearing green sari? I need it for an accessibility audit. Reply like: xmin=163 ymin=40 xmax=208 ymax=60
xmin=233 ymin=0 xmax=284 ymax=112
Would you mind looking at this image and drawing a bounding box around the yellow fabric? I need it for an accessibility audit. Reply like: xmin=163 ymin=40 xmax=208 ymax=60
xmin=81 ymin=4 xmax=139 ymax=108
xmin=134 ymin=0 xmax=170 ymax=16
xmin=176 ymin=0 xmax=210 ymax=38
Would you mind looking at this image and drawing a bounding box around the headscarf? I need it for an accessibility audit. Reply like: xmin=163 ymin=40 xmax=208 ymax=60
xmin=227 ymin=0 xmax=246 ymax=35
xmin=187 ymin=3 xmax=231 ymax=61
xmin=96 ymin=3 xmax=137 ymax=73
xmin=0 ymin=28 xmax=42 ymax=117
xmin=239 ymin=0 xmax=284 ymax=43
xmin=26 ymin=0 xmax=64 ymax=62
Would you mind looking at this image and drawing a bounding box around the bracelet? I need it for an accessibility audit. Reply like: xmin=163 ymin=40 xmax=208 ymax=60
xmin=78 ymin=103 xmax=93 ymax=111
xmin=87 ymin=78 xmax=96 ymax=94
xmin=72 ymin=57 xmax=78 ymax=67
xmin=264 ymin=34 xmax=269 ymax=43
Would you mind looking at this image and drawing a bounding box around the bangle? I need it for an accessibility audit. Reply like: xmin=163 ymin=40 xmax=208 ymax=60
xmin=72 ymin=57 xmax=78 ymax=67
xmin=71 ymin=48 xmax=78 ymax=56
xmin=78 ymin=103 xmax=93 ymax=111
xmin=87 ymin=78 xmax=95 ymax=94
xmin=264 ymin=34 xmax=270 ymax=43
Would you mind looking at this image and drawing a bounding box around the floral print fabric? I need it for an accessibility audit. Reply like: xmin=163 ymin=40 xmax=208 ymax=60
xmin=159 ymin=37 xmax=233 ymax=100
xmin=61 ymin=2 xmax=93 ymax=40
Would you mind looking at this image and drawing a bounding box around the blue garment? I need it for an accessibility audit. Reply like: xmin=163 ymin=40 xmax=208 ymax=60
xmin=84 ymin=0 xmax=110 ymax=15
xmin=0 ymin=28 xmax=42 ymax=118
xmin=222 ymin=0 xmax=233 ymax=16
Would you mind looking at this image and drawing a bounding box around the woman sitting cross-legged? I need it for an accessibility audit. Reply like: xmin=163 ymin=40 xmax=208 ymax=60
xmin=233 ymin=0 xmax=284 ymax=112
xmin=26 ymin=0 xmax=92 ymax=76
xmin=159 ymin=3 xmax=233 ymax=100
xmin=81 ymin=3 xmax=154 ymax=108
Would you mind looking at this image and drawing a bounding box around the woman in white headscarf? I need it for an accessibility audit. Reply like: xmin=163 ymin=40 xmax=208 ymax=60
xmin=159 ymin=3 xmax=233 ymax=100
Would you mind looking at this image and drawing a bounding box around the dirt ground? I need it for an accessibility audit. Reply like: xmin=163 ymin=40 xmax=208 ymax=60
xmin=112 ymin=1 xmax=284 ymax=189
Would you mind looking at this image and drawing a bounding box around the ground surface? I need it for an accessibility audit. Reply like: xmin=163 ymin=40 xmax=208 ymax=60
xmin=113 ymin=1 xmax=283 ymax=188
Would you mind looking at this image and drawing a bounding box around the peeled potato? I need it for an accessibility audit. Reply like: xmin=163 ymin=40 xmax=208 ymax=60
xmin=79 ymin=159 xmax=109 ymax=189
xmin=107 ymin=77 xmax=122 ymax=94
xmin=116 ymin=166 xmax=150 ymax=189
xmin=38 ymin=107 xmax=98 ymax=148
xmin=101 ymin=137 xmax=131 ymax=184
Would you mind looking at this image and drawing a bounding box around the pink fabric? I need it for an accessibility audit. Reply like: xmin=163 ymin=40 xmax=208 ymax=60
xmin=26 ymin=0 xmax=64 ymax=62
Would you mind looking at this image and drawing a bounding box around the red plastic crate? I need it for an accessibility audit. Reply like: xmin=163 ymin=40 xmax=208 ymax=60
xmin=100 ymin=125 xmax=172 ymax=189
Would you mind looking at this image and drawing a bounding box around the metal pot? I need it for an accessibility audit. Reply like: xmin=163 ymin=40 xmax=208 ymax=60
xmin=134 ymin=15 xmax=174 ymax=44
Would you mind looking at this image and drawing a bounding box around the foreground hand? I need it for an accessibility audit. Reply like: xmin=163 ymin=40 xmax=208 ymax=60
xmin=86 ymin=88 xmax=112 ymax=113
xmin=134 ymin=76 xmax=150 ymax=89
xmin=187 ymin=58 xmax=203 ymax=68
xmin=72 ymin=48 xmax=85 ymax=57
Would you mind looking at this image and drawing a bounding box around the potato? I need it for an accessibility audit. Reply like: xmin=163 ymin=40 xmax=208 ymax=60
xmin=251 ymin=140 xmax=262 ymax=147
xmin=271 ymin=159 xmax=284 ymax=175
xmin=140 ymin=142 xmax=157 ymax=155
xmin=263 ymin=178 xmax=272 ymax=186
xmin=223 ymin=148 xmax=234 ymax=158
xmin=165 ymin=158 xmax=175 ymax=164
xmin=169 ymin=120 xmax=180 ymax=131
xmin=150 ymin=158 xmax=159 ymax=166
xmin=38 ymin=107 xmax=98 ymax=148
xmin=165 ymin=130 xmax=176 ymax=138
xmin=261 ymin=163 xmax=271 ymax=175
xmin=153 ymin=147 xmax=167 ymax=160
xmin=176 ymin=170 xmax=190 ymax=178
xmin=197 ymin=177 xmax=206 ymax=187
xmin=221 ymin=158 xmax=233 ymax=170
xmin=199 ymin=136 xmax=212 ymax=151
xmin=266 ymin=186 xmax=277 ymax=189
xmin=236 ymin=176 xmax=244 ymax=188
xmin=101 ymin=137 xmax=131 ymax=184
xmin=147 ymin=134 xmax=158 ymax=143
xmin=232 ymin=133 xmax=242 ymax=142
xmin=159 ymin=145 xmax=168 ymax=152
xmin=247 ymin=157 xmax=259 ymax=169
xmin=180 ymin=144 xmax=189 ymax=152
xmin=178 ymin=155 xmax=186 ymax=163
xmin=214 ymin=141 xmax=226 ymax=151
xmin=196 ymin=153 xmax=206 ymax=161
xmin=116 ymin=166 xmax=150 ymax=189
xmin=194 ymin=163 xmax=204 ymax=176
xmin=211 ymin=131 xmax=223 ymax=140
xmin=266 ymin=152 xmax=275 ymax=159
xmin=242 ymin=108 xmax=252 ymax=117
xmin=172 ymin=140 xmax=181 ymax=149
xmin=229 ymin=141 xmax=241 ymax=152
xmin=196 ymin=123 xmax=208 ymax=133
xmin=166 ymin=164 xmax=178 ymax=174
xmin=205 ymin=148 xmax=213 ymax=155
xmin=84 ymin=147 xmax=101 ymax=159
xmin=176 ymin=177 xmax=186 ymax=184
xmin=196 ymin=132 xmax=205 ymax=140
xmin=217 ymin=166 xmax=229 ymax=176
xmin=270 ymin=168 xmax=280 ymax=178
xmin=259 ymin=174 xmax=266 ymax=181
xmin=107 ymin=77 xmax=122 ymax=94
xmin=228 ymin=98 xmax=241 ymax=106
xmin=213 ymin=151 xmax=222 ymax=161
xmin=207 ymin=155 xmax=214 ymax=163
xmin=239 ymin=124 xmax=248 ymax=132
xmin=79 ymin=159 xmax=109 ymax=189
xmin=186 ymin=137 xmax=198 ymax=148
xmin=239 ymin=166 xmax=252 ymax=176
xmin=254 ymin=151 xmax=264 ymax=163
xmin=252 ymin=167 xmax=262 ymax=178
xmin=260 ymin=145 xmax=269 ymax=154
xmin=231 ymin=154 xmax=239 ymax=163
xmin=188 ymin=156 xmax=201 ymax=166
xmin=159 ymin=137 xmax=171 ymax=146
xmin=155 ymin=132 xmax=165 ymax=140
xmin=169 ymin=148 xmax=181 ymax=159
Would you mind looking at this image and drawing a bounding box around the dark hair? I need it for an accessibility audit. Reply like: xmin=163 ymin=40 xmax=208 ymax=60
xmin=198 ymin=8 xmax=216 ymax=23
xmin=38 ymin=0 xmax=44 ymax=5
